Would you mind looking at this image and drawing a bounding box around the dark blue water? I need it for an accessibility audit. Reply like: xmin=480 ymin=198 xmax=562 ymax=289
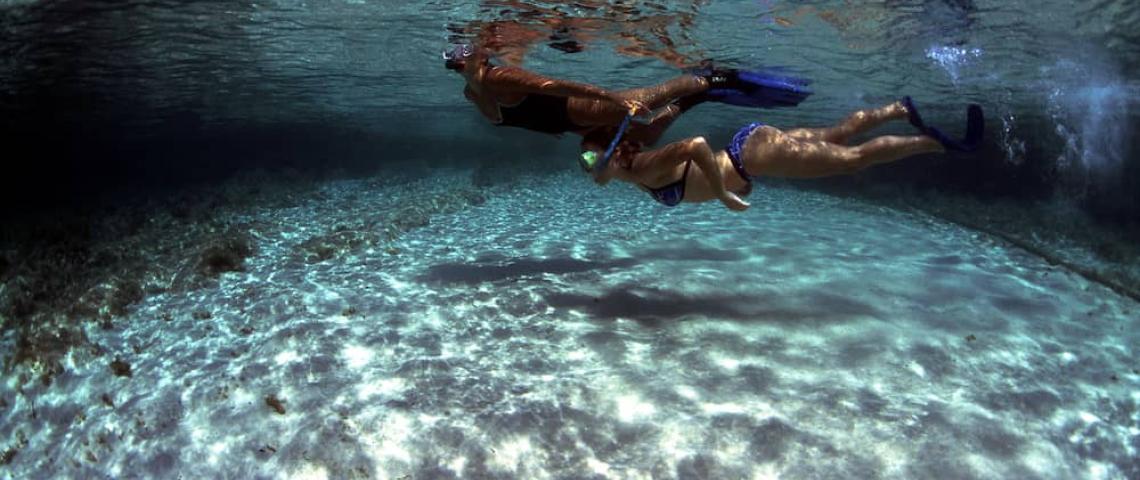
xmin=1 ymin=1 xmax=1138 ymax=478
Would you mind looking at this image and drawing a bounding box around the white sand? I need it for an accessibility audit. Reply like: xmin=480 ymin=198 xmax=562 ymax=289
xmin=2 ymin=170 xmax=1136 ymax=479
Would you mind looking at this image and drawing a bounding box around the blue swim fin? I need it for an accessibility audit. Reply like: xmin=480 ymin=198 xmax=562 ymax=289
xmin=689 ymin=67 xmax=814 ymax=109
xmin=902 ymin=97 xmax=985 ymax=152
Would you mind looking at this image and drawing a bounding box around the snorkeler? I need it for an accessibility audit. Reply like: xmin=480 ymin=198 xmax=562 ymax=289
xmin=580 ymin=97 xmax=984 ymax=211
xmin=443 ymin=43 xmax=799 ymax=136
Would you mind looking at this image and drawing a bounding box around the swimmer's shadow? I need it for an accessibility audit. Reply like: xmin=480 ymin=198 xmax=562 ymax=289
xmin=419 ymin=257 xmax=638 ymax=284
xmin=419 ymin=252 xmax=879 ymax=324
xmin=419 ymin=245 xmax=746 ymax=285
xmin=545 ymin=285 xmax=881 ymax=326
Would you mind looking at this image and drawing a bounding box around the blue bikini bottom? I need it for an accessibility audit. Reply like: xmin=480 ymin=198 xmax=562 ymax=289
xmin=726 ymin=122 xmax=763 ymax=182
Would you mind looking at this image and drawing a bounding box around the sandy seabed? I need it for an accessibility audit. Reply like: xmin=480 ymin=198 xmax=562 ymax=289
xmin=1 ymin=170 xmax=1137 ymax=479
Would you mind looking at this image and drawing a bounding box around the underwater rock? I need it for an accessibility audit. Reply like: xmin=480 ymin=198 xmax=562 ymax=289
xmin=285 ymin=183 xmax=489 ymax=267
xmin=101 ymin=393 xmax=114 ymax=408
xmin=676 ymin=454 xmax=724 ymax=479
xmin=265 ymin=394 xmax=286 ymax=414
xmin=10 ymin=327 xmax=86 ymax=385
xmin=391 ymin=206 xmax=430 ymax=230
xmin=196 ymin=230 xmax=254 ymax=277
xmin=294 ymin=229 xmax=380 ymax=264
xmin=0 ymin=430 xmax=26 ymax=462
xmin=0 ymin=430 xmax=27 ymax=466
xmin=748 ymin=417 xmax=799 ymax=461
xmin=378 ymin=187 xmax=487 ymax=239
xmin=73 ymin=276 xmax=144 ymax=319
xmin=1 ymin=240 xmax=89 ymax=322
xmin=38 ymin=360 xmax=63 ymax=386
xmin=107 ymin=279 xmax=143 ymax=316
xmin=109 ymin=359 xmax=132 ymax=377
xmin=192 ymin=310 xmax=212 ymax=320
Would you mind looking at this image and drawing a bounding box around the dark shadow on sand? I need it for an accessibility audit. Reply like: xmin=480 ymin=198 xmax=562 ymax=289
xmin=421 ymin=251 xmax=881 ymax=325
xmin=419 ymin=257 xmax=639 ymax=284
xmin=544 ymin=285 xmax=882 ymax=325
xmin=637 ymin=245 xmax=749 ymax=263
xmin=419 ymin=245 xmax=746 ymax=286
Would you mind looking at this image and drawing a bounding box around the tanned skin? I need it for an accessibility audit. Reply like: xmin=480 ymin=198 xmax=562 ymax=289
xmin=585 ymin=101 xmax=946 ymax=211
xmin=449 ymin=48 xmax=710 ymax=135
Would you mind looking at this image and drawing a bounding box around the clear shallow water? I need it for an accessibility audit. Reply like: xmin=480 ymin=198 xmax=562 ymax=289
xmin=1 ymin=0 xmax=1139 ymax=478
xmin=2 ymin=0 xmax=1137 ymax=214
xmin=2 ymin=0 xmax=1137 ymax=131
xmin=3 ymin=172 xmax=1137 ymax=478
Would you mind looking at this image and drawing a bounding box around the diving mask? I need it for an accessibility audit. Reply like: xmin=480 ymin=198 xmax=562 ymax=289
xmin=443 ymin=43 xmax=474 ymax=70
xmin=443 ymin=43 xmax=474 ymax=61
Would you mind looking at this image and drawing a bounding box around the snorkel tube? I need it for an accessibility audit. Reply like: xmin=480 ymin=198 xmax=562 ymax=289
xmin=579 ymin=114 xmax=632 ymax=174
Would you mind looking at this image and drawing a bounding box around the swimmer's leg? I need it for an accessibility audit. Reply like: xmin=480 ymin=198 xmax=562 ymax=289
xmin=784 ymin=101 xmax=908 ymax=144
xmin=569 ymin=75 xmax=708 ymax=126
xmin=625 ymin=103 xmax=687 ymax=146
xmin=743 ymin=126 xmax=943 ymax=178
xmin=615 ymin=75 xmax=709 ymax=109
xmin=901 ymin=98 xmax=985 ymax=152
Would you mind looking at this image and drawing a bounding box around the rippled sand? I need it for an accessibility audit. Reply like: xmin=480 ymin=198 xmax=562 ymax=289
xmin=2 ymin=170 xmax=1136 ymax=479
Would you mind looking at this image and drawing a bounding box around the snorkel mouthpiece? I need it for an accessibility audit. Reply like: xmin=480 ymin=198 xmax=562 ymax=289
xmin=578 ymin=115 xmax=632 ymax=175
xmin=579 ymin=151 xmax=599 ymax=172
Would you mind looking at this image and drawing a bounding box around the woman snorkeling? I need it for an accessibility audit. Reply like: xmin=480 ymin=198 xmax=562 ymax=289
xmin=580 ymin=97 xmax=985 ymax=211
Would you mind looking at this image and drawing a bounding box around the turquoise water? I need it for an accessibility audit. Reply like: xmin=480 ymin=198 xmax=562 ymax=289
xmin=1 ymin=1 xmax=1139 ymax=479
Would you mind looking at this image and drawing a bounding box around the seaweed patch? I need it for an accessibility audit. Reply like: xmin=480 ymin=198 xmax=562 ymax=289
xmin=1 ymin=431 xmax=27 ymax=466
xmin=265 ymin=394 xmax=286 ymax=415
xmin=109 ymin=359 xmax=132 ymax=378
